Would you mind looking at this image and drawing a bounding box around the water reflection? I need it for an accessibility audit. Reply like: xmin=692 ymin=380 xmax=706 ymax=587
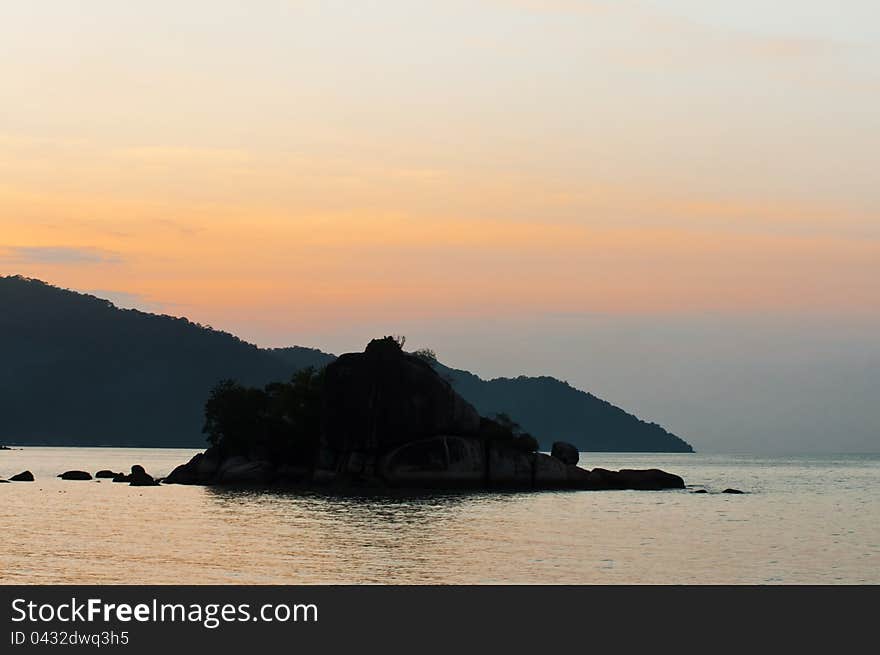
xmin=2 ymin=449 xmax=878 ymax=584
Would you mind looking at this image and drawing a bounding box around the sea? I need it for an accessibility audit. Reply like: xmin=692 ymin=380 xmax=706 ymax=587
xmin=1 ymin=447 xmax=878 ymax=584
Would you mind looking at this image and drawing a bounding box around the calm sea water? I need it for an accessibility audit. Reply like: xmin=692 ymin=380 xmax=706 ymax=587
xmin=1 ymin=447 xmax=878 ymax=584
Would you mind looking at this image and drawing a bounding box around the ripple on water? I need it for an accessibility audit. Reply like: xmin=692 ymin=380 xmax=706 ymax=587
xmin=1 ymin=448 xmax=879 ymax=583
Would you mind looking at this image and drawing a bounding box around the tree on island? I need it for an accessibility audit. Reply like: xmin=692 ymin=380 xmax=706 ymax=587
xmin=203 ymin=367 xmax=324 ymax=463
xmin=411 ymin=348 xmax=438 ymax=363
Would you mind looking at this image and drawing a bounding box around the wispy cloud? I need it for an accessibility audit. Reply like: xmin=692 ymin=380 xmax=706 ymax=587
xmin=0 ymin=246 xmax=123 ymax=265
xmin=488 ymin=0 xmax=843 ymax=65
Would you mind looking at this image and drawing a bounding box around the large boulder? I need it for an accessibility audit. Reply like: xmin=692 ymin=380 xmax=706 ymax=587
xmin=163 ymin=447 xmax=222 ymax=485
xmin=129 ymin=465 xmax=159 ymax=487
xmin=487 ymin=444 xmax=534 ymax=485
xmin=565 ymin=465 xmax=592 ymax=486
xmin=616 ymin=469 xmax=684 ymax=490
xmin=380 ymin=436 xmax=485 ymax=487
xmin=59 ymin=470 xmax=92 ymax=480
xmin=10 ymin=470 xmax=34 ymax=482
xmin=163 ymin=458 xmax=199 ymax=485
xmin=196 ymin=447 xmax=221 ymax=480
xmin=95 ymin=470 xmax=119 ymax=479
xmin=322 ymin=337 xmax=481 ymax=457
xmin=550 ymin=441 xmax=579 ymax=465
xmin=214 ymin=459 xmax=275 ymax=485
xmin=582 ymin=468 xmax=684 ymax=490
xmin=534 ymin=453 xmax=569 ymax=484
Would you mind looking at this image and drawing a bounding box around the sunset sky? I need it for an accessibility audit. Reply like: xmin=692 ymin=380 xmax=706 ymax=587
xmin=1 ymin=1 xmax=878 ymax=452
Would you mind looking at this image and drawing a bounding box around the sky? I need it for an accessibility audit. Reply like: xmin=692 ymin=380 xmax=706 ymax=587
xmin=1 ymin=1 xmax=878 ymax=452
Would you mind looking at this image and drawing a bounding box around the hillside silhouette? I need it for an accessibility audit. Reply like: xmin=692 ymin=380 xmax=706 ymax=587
xmin=434 ymin=363 xmax=692 ymax=452
xmin=0 ymin=275 xmax=692 ymax=451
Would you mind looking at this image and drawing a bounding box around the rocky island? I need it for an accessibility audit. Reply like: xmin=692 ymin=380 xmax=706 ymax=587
xmin=165 ymin=337 xmax=685 ymax=491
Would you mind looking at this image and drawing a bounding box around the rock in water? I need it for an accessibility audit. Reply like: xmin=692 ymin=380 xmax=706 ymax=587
xmin=10 ymin=471 xmax=34 ymax=482
xmin=615 ymin=469 xmax=685 ymax=490
xmin=582 ymin=468 xmax=684 ymax=490
xmin=129 ymin=465 xmax=159 ymax=486
xmin=58 ymin=470 xmax=92 ymax=480
xmin=322 ymin=337 xmax=481 ymax=462
xmin=722 ymin=488 xmax=744 ymax=494
xmin=380 ymin=436 xmax=485 ymax=487
xmin=550 ymin=441 xmax=579 ymax=465
xmin=534 ymin=452 xmax=569 ymax=484
xmin=215 ymin=459 xmax=274 ymax=485
xmin=163 ymin=447 xmax=222 ymax=485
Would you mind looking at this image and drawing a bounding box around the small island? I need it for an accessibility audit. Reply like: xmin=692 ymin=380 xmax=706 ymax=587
xmin=165 ymin=337 xmax=685 ymax=491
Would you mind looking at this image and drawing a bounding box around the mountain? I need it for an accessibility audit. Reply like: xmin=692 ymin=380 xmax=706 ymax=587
xmin=0 ymin=275 xmax=693 ymax=451
xmin=435 ymin=364 xmax=693 ymax=452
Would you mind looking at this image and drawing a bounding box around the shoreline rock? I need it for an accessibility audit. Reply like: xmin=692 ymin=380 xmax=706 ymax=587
xmin=10 ymin=471 xmax=34 ymax=482
xmin=163 ymin=338 xmax=688 ymax=493
xmin=129 ymin=465 xmax=159 ymax=486
xmin=59 ymin=470 xmax=92 ymax=480
xmin=164 ymin=437 xmax=685 ymax=491
xmin=550 ymin=441 xmax=579 ymax=465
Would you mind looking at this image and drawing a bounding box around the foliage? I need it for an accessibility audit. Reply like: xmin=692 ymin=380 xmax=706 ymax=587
xmin=411 ymin=348 xmax=438 ymax=363
xmin=476 ymin=413 xmax=538 ymax=452
xmin=203 ymin=367 xmax=324 ymax=463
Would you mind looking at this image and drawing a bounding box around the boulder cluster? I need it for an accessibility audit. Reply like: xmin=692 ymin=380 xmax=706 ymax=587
xmin=52 ymin=465 xmax=159 ymax=485
xmin=165 ymin=337 xmax=685 ymax=492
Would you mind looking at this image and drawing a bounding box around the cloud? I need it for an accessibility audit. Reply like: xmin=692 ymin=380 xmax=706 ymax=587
xmin=0 ymin=246 xmax=123 ymax=265
xmin=488 ymin=0 xmax=843 ymax=65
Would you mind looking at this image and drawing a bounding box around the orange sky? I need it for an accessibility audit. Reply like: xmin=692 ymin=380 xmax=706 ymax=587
xmin=1 ymin=1 xmax=878 ymax=342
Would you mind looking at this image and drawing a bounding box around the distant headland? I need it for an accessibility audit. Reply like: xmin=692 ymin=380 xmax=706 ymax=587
xmin=0 ymin=275 xmax=693 ymax=453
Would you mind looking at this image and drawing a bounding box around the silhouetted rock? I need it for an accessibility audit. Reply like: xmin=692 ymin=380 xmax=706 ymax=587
xmin=566 ymin=464 xmax=592 ymax=486
xmin=723 ymin=488 xmax=744 ymax=494
xmin=163 ymin=446 xmax=221 ymax=485
xmin=10 ymin=470 xmax=34 ymax=482
xmin=129 ymin=465 xmax=158 ymax=486
xmin=534 ymin=452 xmax=569 ymax=484
xmin=95 ymin=470 xmax=119 ymax=479
xmin=59 ymin=470 xmax=92 ymax=480
xmin=321 ymin=337 xmax=480 ymax=461
xmin=381 ymin=436 xmax=484 ymax=487
xmin=215 ymin=459 xmax=275 ymax=485
xmin=487 ymin=443 xmax=534 ymax=485
xmin=112 ymin=473 xmax=131 ymax=483
xmin=550 ymin=441 xmax=579 ymax=465
xmin=163 ymin=456 xmax=199 ymax=485
xmin=692 ymin=489 xmax=708 ymax=493
xmin=581 ymin=467 xmax=684 ymax=490
xmin=162 ymin=337 xmax=694 ymax=492
xmin=0 ymin=445 xmax=11 ymax=450
xmin=616 ymin=469 xmax=685 ymax=490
